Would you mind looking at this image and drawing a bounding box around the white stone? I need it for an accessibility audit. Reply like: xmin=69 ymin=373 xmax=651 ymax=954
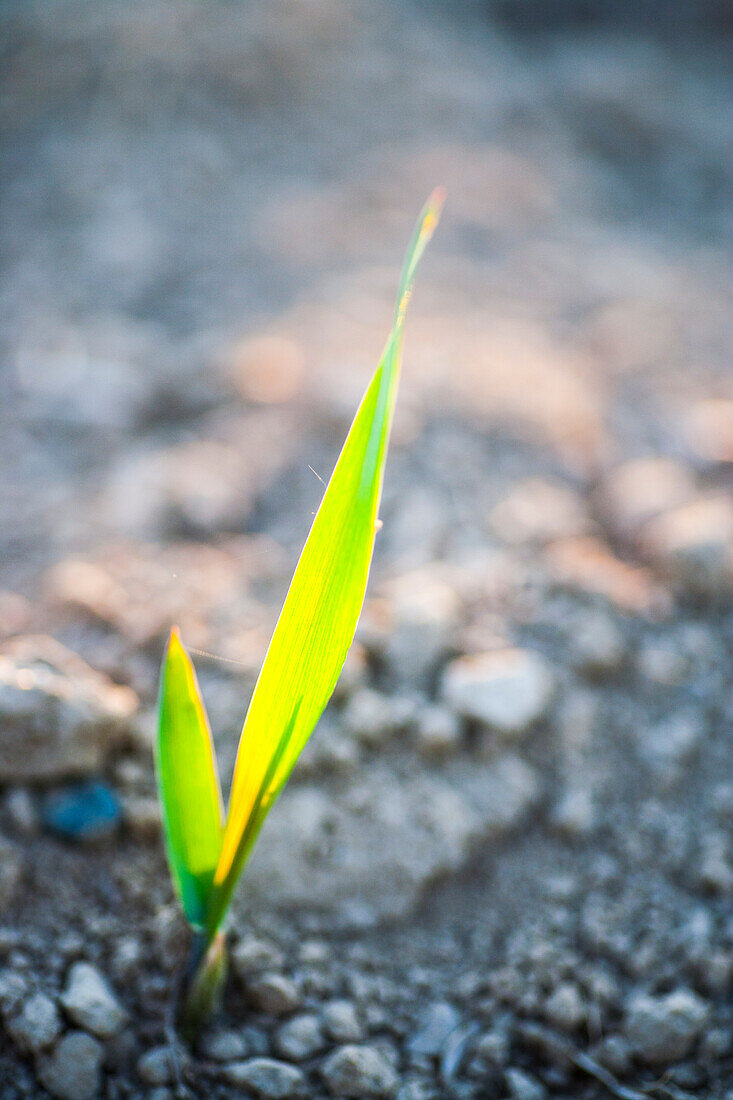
xmin=441 ymin=648 xmax=554 ymax=735
xmin=625 ymin=989 xmax=709 ymax=1065
xmin=37 ymin=1031 xmax=104 ymax=1100
xmin=60 ymin=962 xmax=127 ymax=1037
xmin=322 ymin=1044 xmax=399 ymax=1098
xmin=7 ymin=992 xmax=61 ymax=1053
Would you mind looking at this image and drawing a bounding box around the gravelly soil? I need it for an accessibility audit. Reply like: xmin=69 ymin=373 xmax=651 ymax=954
xmin=0 ymin=2 xmax=732 ymax=1098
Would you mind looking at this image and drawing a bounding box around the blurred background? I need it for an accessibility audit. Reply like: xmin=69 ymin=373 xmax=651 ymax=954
xmin=0 ymin=2 xmax=732 ymax=1097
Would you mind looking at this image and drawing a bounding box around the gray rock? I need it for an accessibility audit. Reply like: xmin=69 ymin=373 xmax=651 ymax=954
xmin=407 ymin=1001 xmax=460 ymax=1057
xmin=322 ymin=1044 xmax=399 ymax=1097
xmin=248 ymin=973 xmax=301 ymax=1016
xmin=60 ymin=961 xmax=128 ymax=1037
xmin=0 ymin=636 xmax=137 ymax=782
xmin=416 ymin=705 xmax=463 ymax=758
xmin=0 ymin=970 xmax=29 ymax=1015
xmin=490 ymin=477 xmax=590 ymax=546
xmin=638 ymin=710 xmax=703 ymax=787
xmin=200 ymin=1027 xmax=250 ymax=1062
xmin=625 ymin=989 xmax=709 ymax=1065
xmin=239 ymin=754 xmax=539 ymax=921
xmin=569 ymin=608 xmax=626 ymax=678
xmin=275 ymin=1013 xmax=324 ymax=1060
xmin=441 ymin=649 xmax=554 ymax=736
xmin=342 ymin=688 xmax=417 ymax=748
xmin=380 ymin=568 xmax=457 ymax=686
xmin=597 ymin=458 xmax=695 ymax=539
xmin=475 ymin=1028 xmax=509 ymax=1067
xmin=137 ymin=1046 xmax=174 ymax=1085
xmin=551 ymin=789 xmax=596 ymax=839
xmin=4 ymin=788 xmax=40 ymax=834
xmin=231 ymin=934 xmax=285 ymax=978
xmin=322 ymin=999 xmax=364 ymax=1043
xmin=223 ymin=1056 xmax=305 ymax=1097
xmin=37 ymin=1030 xmax=104 ymax=1100
xmin=640 ymin=496 xmax=733 ymax=599
xmin=543 ymin=982 xmax=585 ymax=1032
xmin=7 ymin=991 xmax=62 ymax=1054
xmin=505 ymin=1067 xmax=547 ymax=1100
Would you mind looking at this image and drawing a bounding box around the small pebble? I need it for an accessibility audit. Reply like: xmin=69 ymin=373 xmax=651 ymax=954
xmin=323 ymin=999 xmax=363 ymax=1042
xmin=7 ymin=992 xmax=62 ymax=1054
xmin=321 ymin=1044 xmax=399 ymax=1098
xmin=223 ymin=1056 xmax=305 ymax=1097
xmin=37 ymin=1030 xmax=104 ymax=1100
xmin=248 ymin=973 xmax=301 ymax=1016
xmin=625 ymin=988 xmax=709 ymax=1065
xmin=231 ymin=934 xmax=284 ymax=978
xmin=42 ymin=781 xmax=121 ymax=842
xmin=60 ymin=961 xmax=128 ymax=1037
xmin=275 ymin=1013 xmax=324 ymax=1060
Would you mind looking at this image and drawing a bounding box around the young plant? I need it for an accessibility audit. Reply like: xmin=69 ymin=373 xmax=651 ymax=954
xmin=155 ymin=191 xmax=444 ymax=1035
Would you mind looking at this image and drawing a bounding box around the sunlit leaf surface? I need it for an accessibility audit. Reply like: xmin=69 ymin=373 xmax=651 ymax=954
xmin=205 ymin=190 xmax=443 ymax=935
xmin=155 ymin=628 xmax=224 ymax=928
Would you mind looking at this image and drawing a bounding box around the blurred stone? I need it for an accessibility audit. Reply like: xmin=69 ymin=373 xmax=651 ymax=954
xmin=568 ymin=607 xmax=626 ymax=678
xmin=683 ymin=399 xmax=733 ymax=465
xmin=380 ymin=568 xmax=458 ymax=687
xmin=543 ymin=982 xmax=585 ymax=1032
xmin=7 ymin=992 xmax=62 ymax=1054
xmin=200 ymin=1027 xmax=250 ymax=1062
xmin=505 ymin=1067 xmax=547 ymax=1100
xmin=4 ymin=788 xmax=39 ymax=835
xmin=0 ymin=590 xmax=31 ymax=641
xmin=343 ymin=688 xmax=417 ymax=748
xmin=60 ymin=961 xmax=128 ymax=1037
xmin=0 ymin=636 xmax=137 ymax=782
xmin=490 ymin=478 xmax=590 ymax=546
xmin=637 ymin=710 xmax=703 ymax=787
xmin=625 ymin=989 xmax=709 ymax=1065
xmin=551 ymin=788 xmax=596 ymax=839
xmin=231 ymin=934 xmax=285 ymax=979
xmin=240 ymin=755 xmax=539 ymax=920
xmin=275 ymin=1013 xmax=324 ymax=1060
xmin=223 ymin=1056 xmax=306 ymax=1097
xmin=137 ymin=1046 xmax=174 ymax=1085
xmin=227 ymin=334 xmax=304 ymax=404
xmin=407 ymin=1001 xmax=460 ymax=1057
xmin=323 ymin=1000 xmax=364 ymax=1043
xmin=441 ymin=649 xmax=554 ymax=736
xmin=37 ymin=1031 xmax=104 ymax=1100
xmin=545 ymin=537 xmax=667 ymax=615
xmin=597 ymin=458 xmax=695 ymax=539
xmin=322 ymin=1044 xmax=399 ymax=1097
xmin=640 ymin=496 xmax=733 ymax=599
xmin=95 ymin=409 xmax=294 ymax=537
xmin=121 ymin=793 xmax=161 ymax=837
xmin=247 ymin=973 xmax=301 ymax=1017
xmin=416 ymin=705 xmax=463 ymax=758
xmin=42 ymin=782 xmax=121 ymax=842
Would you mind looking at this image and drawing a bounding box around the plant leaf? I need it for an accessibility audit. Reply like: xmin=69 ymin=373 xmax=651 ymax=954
xmin=205 ymin=189 xmax=444 ymax=936
xmin=155 ymin=628 xmax=224 ymax=928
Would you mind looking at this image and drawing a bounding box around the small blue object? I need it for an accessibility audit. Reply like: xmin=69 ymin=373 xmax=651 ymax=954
xmin=42 ymin=781 xmax=121 ymax=841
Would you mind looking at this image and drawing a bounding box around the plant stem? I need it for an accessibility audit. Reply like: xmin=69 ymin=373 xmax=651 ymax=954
xmin=177 ymin=928 xmax=227 ymax=1043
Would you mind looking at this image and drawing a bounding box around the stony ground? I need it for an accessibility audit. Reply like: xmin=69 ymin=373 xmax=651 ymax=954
xmin=1 ymin=1 xmax=732 ymax=1098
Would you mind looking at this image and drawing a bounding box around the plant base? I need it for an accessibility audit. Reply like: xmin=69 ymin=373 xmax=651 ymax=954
xmin=177 ymin=929 xmax=227 ymax=1042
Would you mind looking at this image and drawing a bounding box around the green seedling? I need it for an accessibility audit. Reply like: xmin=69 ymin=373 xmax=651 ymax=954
xmin=155 ymin=191 xmax=444 ymax=1035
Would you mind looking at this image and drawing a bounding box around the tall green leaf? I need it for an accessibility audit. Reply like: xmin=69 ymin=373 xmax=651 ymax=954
xmin=205 ymin=190 xmax=444 ymax=936
xmin=155 ymin=628 xmax=224 ymax=928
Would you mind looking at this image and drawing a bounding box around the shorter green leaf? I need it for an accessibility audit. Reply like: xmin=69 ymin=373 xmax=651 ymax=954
xmin=155 ymin=628 xmax=224 ymax=928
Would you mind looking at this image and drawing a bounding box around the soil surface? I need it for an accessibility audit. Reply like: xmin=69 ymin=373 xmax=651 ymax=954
xmin=1 ymin=2 xmax=732 ymax=1098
